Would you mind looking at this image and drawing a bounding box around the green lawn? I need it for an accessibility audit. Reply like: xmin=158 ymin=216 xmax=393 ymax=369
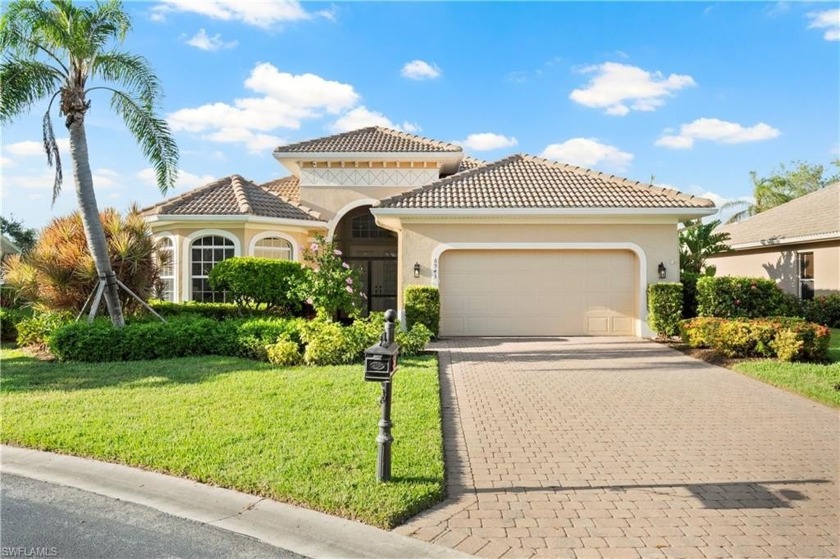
xmin=0 ymin=350 xmax=444 ymax=528
xmin=733 ymin=328 xmax=840 ymax=408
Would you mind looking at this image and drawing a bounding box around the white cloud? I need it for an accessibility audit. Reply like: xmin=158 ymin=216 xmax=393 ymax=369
xmin=457 ymin=133 xmax=518 ymax=152
xmin=185 ymin=29 xmax=238 ymax=51
xmin=168 ymin=62 xmax=360 ymax=150
xmin=655 ymin=118 xmax=780 ymax=149
xmin=328 ymin=107 xmax=419 ymax=134
xmin=138 ymin=168 xmax=216 ymax=191
xmin=540 ymin=138 xmax=634 ymax=171
xmin=807 ymin=8 xmax=840 ymax=41
xmin=152 ymin=0 xmax=316 ymax=29
xmin=401 ymin=60 xmax=442 ymax=80
xmin=569 ymin=62 xmax=695 ymax=116
xmin=1 ymin=156 xmax=13 ymax=166
xmin=5 ymin=138 xmax=70 ymax=157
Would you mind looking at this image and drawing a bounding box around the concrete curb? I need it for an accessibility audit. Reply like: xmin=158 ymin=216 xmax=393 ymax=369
xmin=1 ymin=446 xmax=472 ymax=559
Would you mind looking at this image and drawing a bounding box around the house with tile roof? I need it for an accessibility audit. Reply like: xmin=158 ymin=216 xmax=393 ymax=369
xmin=707 ymin=183 xmax=840 ymax=299
xmin=143 ymin=126 xmax=715 ymax=337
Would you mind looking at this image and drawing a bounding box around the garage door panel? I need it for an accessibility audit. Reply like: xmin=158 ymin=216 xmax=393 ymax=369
xmin=440 ymin=249 xmax=636 ymax=336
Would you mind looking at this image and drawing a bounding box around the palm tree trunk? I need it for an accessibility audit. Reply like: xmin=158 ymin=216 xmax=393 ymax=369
xmin=67 ymin=119 xmax=126 ymax=327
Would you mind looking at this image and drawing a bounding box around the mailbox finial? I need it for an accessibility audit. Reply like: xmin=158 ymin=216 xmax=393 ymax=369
xmin=384 ymin=309 xmax=397 ymax=323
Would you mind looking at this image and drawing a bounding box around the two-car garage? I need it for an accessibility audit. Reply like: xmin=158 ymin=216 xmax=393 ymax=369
xmin=438 ymin=249 xmax=638 ymax=337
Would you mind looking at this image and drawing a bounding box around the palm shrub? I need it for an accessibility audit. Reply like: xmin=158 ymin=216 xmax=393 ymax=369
xmin=3 ymin=206 xmax=161 ymax=314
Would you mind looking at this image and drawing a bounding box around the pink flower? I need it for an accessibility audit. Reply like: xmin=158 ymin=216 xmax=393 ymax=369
xmin=306 ymin=298 xmax=314 ymax=305
xmin=341 ymin=262 xmax=350 ymax=269
xmin=345 ymin=277 xmax=353 ymax=285
xmin=334 ymin=249 xmax=343 ymax=256
xmin=345 ymin=286 xmax=353 ymax=293
xmin=310 ymin=242 xmax=319 ymax=251
xmin=361 ymin=293 xmax=368 ymax=299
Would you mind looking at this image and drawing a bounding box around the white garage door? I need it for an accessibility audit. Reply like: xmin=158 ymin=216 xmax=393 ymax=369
xmin=439 ymin=250 xmax=637 ymax=336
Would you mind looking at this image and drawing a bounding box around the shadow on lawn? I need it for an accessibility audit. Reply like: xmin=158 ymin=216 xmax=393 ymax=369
xmin=0 ymin=353 xmax=266 ymax=393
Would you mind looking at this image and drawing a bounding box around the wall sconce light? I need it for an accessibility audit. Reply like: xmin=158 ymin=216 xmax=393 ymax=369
xmin=413 ymin=262 xmax=421 ymax=278
xmin=658 ymin=262 xmax=667 ymax=279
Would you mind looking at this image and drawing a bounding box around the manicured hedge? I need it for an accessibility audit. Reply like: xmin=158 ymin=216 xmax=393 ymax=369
xmin=647 ymin=283 xmax=683 ymax=337
xmin=148 ymin=300 xmax=275 ymax=320
xmin=15 ymin=310 xmax=71 ymax=346
xmin=48 ymin=314 xmax=432 ymax=365
xmin=679 ymin=316 xmax=830 ymax=362
xmin=49 ymin=316 xmax=304 ymax=363
xmin=0 ymin=307 xmax=33 ymax=342
xmin=696 ymin=276 xmax=788 ymax=318
xmin=803 ymin=294 xmax=840 ymax=328
xmin=208 ymin=257 xmax=308 ymax=314
xmin=404 ymin=286 xmax=440 ymax=337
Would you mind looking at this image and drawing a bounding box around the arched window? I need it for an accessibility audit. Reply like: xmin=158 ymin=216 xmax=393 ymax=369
xmin=190 ymin=235 xmax=235 ymax=302
xmin=351 ymin=213 xmax=394 ymax=239
xmin=253 ymin=236 xmax=293 ymax=260
xmin=156 ymin=237 xmax=175 ymax=302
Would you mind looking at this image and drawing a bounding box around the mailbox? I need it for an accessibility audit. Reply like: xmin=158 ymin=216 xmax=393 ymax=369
xmin=364 ymin=341 xmax=399 ymax=382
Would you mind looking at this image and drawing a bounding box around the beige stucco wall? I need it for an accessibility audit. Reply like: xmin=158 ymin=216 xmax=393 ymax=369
xmin=394 ymin=220 xmax=681 ymax=336
xmin=149 ymin=222 xmax=323 ymax=302
xmin=707 ymin=240 xmax=840 ymax=296
xmin=300 ymin=186 xmax=414 ymax=223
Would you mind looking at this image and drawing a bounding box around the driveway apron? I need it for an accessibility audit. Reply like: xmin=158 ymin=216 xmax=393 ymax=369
xmin=395 ymin=337 xmax=838 ymax=559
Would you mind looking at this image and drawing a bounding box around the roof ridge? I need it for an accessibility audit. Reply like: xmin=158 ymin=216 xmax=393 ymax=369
xmin=141 ymin=176 xmax=231 ymax=215
xmin=274 ymin=126 xmax=463 ymax=153
xmin=230 ymin=174 xmax=253 ymax=214
xmin=376 ymin=156 xmax=507 ymax=208
xmin=520 ymin=154 xmax=714 ymax=207
xmin=373 ymin=126 xmax=463 ymax=152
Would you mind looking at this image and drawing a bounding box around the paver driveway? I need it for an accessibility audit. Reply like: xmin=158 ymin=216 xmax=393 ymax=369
xmin=395 ymin=337 xmax=838 ymax=559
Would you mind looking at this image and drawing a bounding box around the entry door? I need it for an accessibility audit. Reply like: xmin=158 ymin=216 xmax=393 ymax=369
xmin=346 ymin=257 xmax=398 ymax=315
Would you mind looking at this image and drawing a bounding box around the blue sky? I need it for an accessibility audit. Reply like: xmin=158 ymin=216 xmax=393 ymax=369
xmin=2 ymin=1 xmax=839 ymax=229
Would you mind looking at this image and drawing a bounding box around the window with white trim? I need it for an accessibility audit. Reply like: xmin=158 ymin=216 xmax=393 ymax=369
xmin=156 ymin=237 xmax=175 ymax=302
xmin=191 ymin=235 xmax=235 ymax=302
xmin=799 ymin=252 xmax=814 ymax=300
xmin=253 ymin=237 xmax=293 ymax=260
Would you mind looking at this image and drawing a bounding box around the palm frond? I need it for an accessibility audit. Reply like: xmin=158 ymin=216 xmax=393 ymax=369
xmin=1 ymin=0 xmax=73 ymax=64
xmin=91 ymin=51 xmax=160 ymax=107
xmin=109 ymin=90 xmax=179 ymax=194
xmin=0 ymin=58 xmax=62 ymax=123
xmin=42 ymin=107 xmax=64 ymax=203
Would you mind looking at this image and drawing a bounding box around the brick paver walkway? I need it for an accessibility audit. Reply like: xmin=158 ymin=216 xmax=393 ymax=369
xmin=395 ymin=337 xmax=839 ymax=559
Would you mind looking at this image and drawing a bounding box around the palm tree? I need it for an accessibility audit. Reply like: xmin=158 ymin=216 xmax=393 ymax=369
xmin=722 ymin=160 xmax=840 ymax=223
xmin=679 ymin=219 xmax=731 ymax=276
xmin=0 ymin=0 xmax=178 ymax=327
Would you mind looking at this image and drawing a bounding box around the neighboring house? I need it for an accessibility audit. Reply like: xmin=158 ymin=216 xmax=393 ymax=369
xmin=142 ymin=127 xmax=715 ymax=337
xmin=708 ymin=182 xmax=840 ymax=299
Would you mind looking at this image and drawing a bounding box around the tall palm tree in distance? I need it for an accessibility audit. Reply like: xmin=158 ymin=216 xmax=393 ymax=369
xmin=1 ymin=0 xmax=178 ymax=326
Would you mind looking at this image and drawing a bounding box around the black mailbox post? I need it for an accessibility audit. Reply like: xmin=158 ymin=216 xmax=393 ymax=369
xmin=364 ymin=309 xmax=399 ymax=482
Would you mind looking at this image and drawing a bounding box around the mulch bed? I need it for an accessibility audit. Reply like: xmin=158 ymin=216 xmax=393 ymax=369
xmin=655 ymin=339 xmax=749 ymax=368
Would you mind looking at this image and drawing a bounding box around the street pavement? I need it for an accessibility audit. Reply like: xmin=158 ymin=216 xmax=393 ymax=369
xmin=1 ymin=474 xmax=304 ymax=559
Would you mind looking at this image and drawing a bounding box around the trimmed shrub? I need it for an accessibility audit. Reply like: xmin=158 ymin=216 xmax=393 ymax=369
xmin=147 ymin=300 xmax=278 ymax=320
xmin=680 ymin=272 xmax=701 ymax=319
xmin=397 ymin=323 xmax=433 ymax=356
xmin=299 ymin=316 xmax=382 ymax=366
xmin=802 ymin=294 xmax=840 ymax=328
xmin=404 ymin=286 xmax=440 ymax=337
xmin=16 ymin=310 xmax=72 ymax=346
xmin=267 ymin=339 xmax=302 ymax=366
xmin=208 ymin=257 xmax=307 ymax=314
xmin=696 ymin=276 xmax=788 ymax=318
xmin=48 ymin=316 xmax=302 ymax=363
xmin=1 ymin=307 xmax=32 ymax=342
xmin=678 ymin=316 xmax=829 ymax=362
xmin=647 ymin=283 xmax=683 ymax=338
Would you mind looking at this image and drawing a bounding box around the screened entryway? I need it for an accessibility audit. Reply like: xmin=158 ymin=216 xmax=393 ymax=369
xmin=333 ymin=206 xmax=397 ymax=314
